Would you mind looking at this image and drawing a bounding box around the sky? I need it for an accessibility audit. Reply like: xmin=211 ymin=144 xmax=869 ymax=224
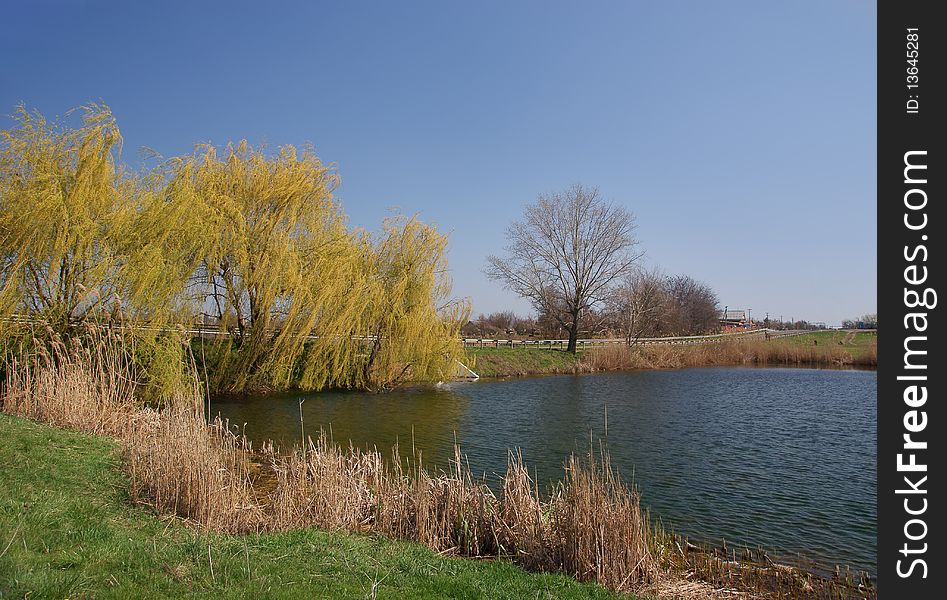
xmin=1 ymin=0 xmax=876 ymax=326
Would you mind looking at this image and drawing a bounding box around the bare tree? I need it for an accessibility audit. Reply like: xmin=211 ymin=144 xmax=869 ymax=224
xmin=485 ymin=184 xmax=641 ymax=353
xmin=609 ymin=267 xmax=667 ymax=345
xmin=663 ymin=274 xmax=719 ymax=335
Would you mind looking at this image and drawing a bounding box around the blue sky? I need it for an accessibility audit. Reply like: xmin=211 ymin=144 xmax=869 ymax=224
xmin=1 ymin=1 xmax=876 ymax=325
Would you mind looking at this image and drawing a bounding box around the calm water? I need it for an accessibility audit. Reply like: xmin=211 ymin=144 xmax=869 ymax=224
xmin=213 ymin=367 xmax=877 ymax=576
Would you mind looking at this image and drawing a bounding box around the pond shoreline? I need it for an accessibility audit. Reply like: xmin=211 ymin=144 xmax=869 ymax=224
xmin=467 ymin=353 xmax=878 ymax=381
xmin=466 ymin=332 xmax=877 ymax=379
xmin=3 ymin=331 xmax=876 ymax=598
xmin=0 ymin=413 xmax=875 ymax=599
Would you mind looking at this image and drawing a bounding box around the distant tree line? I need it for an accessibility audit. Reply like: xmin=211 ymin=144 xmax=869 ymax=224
xmin=0 ymin=104 xmax=468 ymax=395
xmin=464 ymin=269 xmax=720 ymax=341
xmin=759 ymin=319 xmax=825 ymax=331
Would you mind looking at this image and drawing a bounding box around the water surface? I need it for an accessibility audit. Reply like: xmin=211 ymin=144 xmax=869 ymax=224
xmin=213 ymin=367 xmax=876 ymax=576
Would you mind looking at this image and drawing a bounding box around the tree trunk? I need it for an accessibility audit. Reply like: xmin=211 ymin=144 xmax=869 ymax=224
xmin=566 ymin=316 xmax=579 ymax=353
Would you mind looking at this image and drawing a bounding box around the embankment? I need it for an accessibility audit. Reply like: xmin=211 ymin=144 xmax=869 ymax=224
xmin=468 ymin=331 xmax=877 ymax=378
xmin=0 ymin=414 xmax=630 ymax=600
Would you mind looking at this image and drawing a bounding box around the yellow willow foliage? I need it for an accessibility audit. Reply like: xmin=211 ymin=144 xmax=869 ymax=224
xmin=355 ymin=216 xmax=470 ymax=391
xmin=157 ymin=140 xmax=371 ymax=393
xmin=0 ymin=104 xmax=133 ymax=335
xmin=2 ymin=103 xmax=469 ymax=395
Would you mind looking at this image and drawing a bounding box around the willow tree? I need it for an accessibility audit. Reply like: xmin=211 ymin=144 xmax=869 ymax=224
xmin=357 ymin=216 xmax=469 ymax=390
xmin=0 ymin=104 xmax=132 ymax=338
xmin=156 ymin=140 xmax=366 ymax=393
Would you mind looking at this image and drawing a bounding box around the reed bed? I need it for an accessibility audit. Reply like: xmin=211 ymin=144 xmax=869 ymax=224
xmin=581 ymin=338 xmax=877 ymax=373
xmin=2 ymin=326 xmax=137 ymax=436
xmin=555 ymin=451 xmax=655 ymax=590
xmin=269 ymin=432 xmax=387 ymax=533
xmin=267 ymin=436 xmax=655 ymax=592
xmin=2 ymin=326 xmax=264 ymax=533
xmin=497 ymin=450 xmax=556 ymax=569
xmin=124 ymin=408 xmax=266 ymax=533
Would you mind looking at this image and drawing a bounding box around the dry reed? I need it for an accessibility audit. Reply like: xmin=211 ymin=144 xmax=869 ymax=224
xmin=497 ymin=450 xmax=555 ymax=569
xmin=124 ymin=408 xmax=266 ymax=533
xmin=266 ymin=435 xmax=654 ymax=592
xmin=268 ymin=432 xmax=385 ymax=532
xmin=2 ymin=326 xmax=137 ymax=436
xmin=2 ymin=325 xmax=264 ymax=533
xmin=554 ymin=451 xmax=655 ymax=590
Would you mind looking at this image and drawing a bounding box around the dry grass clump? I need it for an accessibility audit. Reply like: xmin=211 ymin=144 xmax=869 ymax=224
xmin=124 ymin=408 xmax=266 ymax=533
xmin=268 ymin=432 xmax=385 ymax=532
xmin=578 ymin=344 xmax=657 ymax=371
xmin=272 ymin=440 xmax=517 ymax=557
xmin=2 ymin=326 xmax=264 ymax=533
xmin=371 ymin=445 xmax=508 ymax=558
xmin=496 ymin=450 xmax=555 ymax=569
xmin=555 ymin=452 xmax=655 ymax=591
xmin=402 ymin=447 xmax=502 ymax=556
xmin=2 ymin=326 xmax=137 ymax=436
xmin=267 ymin=434 xmax=656 ymax=592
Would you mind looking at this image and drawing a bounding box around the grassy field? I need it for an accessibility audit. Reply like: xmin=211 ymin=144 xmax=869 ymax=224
xmin=0 ymin=414 xmax=628 ymax=600
xmin=767 ymin=330 xmax=877 ymax=361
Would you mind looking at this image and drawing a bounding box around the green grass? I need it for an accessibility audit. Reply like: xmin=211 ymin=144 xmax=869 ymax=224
xmin=769 ymin=330 xmax=877 ymax=360
xmin=465 ymin=347 xmax=581 ymax=378
xmin=0 ymin=414 xmax=629 ymax=600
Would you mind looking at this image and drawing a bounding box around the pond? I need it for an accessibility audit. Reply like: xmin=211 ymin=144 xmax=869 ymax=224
xmin=213 ymin=367 xmax=877 ymax=576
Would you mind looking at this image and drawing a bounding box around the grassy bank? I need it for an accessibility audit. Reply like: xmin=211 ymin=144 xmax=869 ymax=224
xmin=466 ymin=347 xmax=581 ymax=378
xmin=0 ymin=419 xmax=872 ymax=600
xmin=0 ymin=413 xmax=624 ymax=600
xmin=766 ymin=330 xmax=877 ymax=363
xmin=467 ymin=331 xmax=877 ymax=378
